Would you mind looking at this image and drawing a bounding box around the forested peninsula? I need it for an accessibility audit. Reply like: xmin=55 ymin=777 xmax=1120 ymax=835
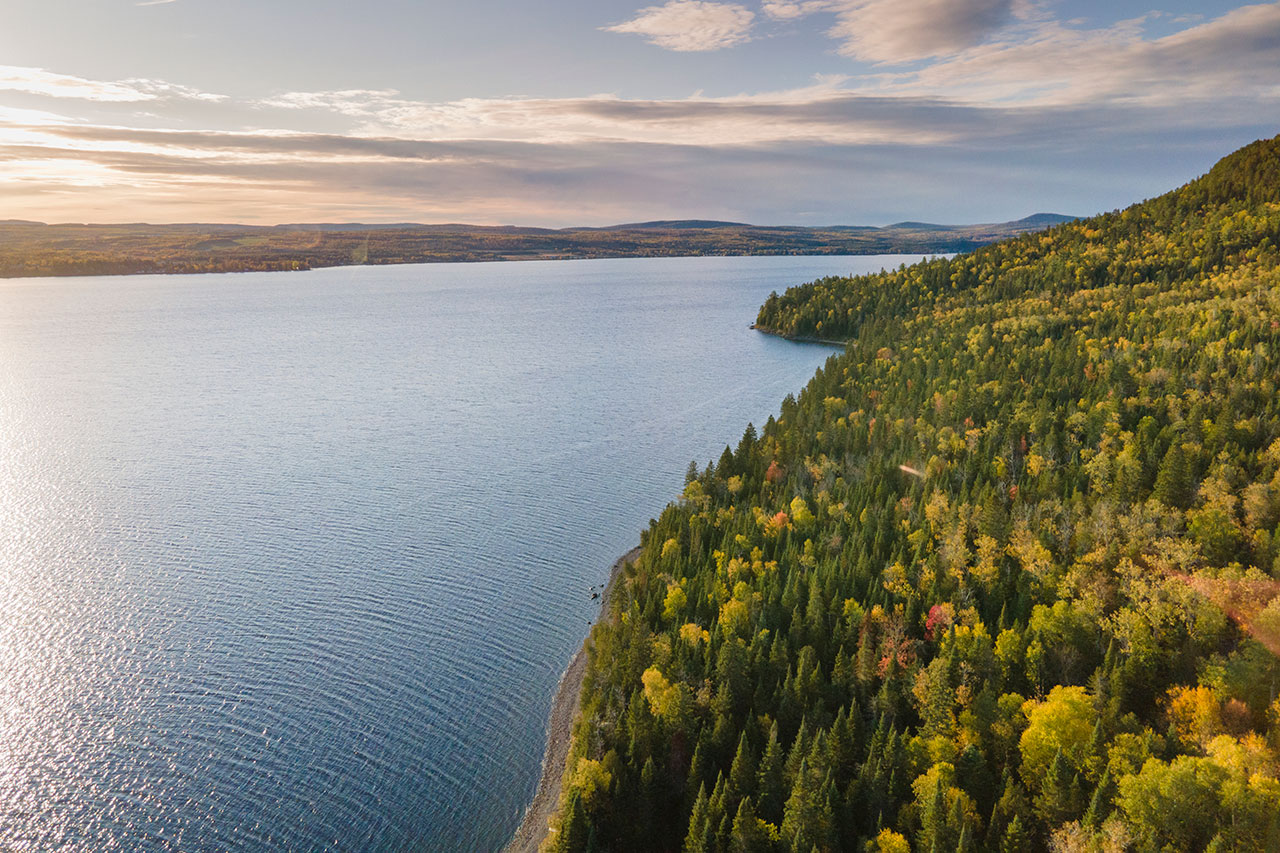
xmin=536 ymin=135 xmax=1280 ymax=853
xmin=0 ymin=216 xmax=1070 ymax=279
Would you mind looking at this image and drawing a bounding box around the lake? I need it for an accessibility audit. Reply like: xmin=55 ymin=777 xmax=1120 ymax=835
xmin=0 ymin=254 xmax=917 ymax=851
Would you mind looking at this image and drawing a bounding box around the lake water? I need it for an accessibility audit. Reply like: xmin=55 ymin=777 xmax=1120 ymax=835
xmin=0 ymin=254 xmax=916 ymax=851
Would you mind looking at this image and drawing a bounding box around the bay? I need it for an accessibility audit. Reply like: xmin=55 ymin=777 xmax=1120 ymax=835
xmin=0 ymin=254 xmax=917 ymax=851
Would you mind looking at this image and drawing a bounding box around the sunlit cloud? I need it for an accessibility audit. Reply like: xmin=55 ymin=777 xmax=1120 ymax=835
xmin=603 ymin=1 xmax=756 ymax=51
xmin=255 ymin=78 xmax=980 ymax=146
xmin=0 ymin=3 xmax=1276 ymax=225
xmin=258 ymin=89 xmax=402 ymax=115
xmin=0 ymin=127 xmax=1250 ymax=230
xmin=0 ymin=104 xmax=78 ymax=127
xmin=880 ymin=2 xmax=1280 ymax=105
xmin=760 ymin=2 xmax=822 ymax=22
xmin=0 ymin=65 xmax=225 ymax=103
xmin=0 ymin=66 xmax=157 ymax=103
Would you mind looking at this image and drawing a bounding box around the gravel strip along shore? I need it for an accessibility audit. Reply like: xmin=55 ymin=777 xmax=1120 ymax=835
xmin=503 ymin=546 xmax=642 ymax=853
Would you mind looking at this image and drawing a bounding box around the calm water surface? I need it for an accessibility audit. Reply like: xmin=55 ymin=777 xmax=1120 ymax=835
xmin=0 ymin=255 xmax=917 ymax=851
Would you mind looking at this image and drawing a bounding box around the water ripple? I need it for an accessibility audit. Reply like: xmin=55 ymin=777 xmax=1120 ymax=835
xmin=0 ymin=255 xmax=908 ymax=850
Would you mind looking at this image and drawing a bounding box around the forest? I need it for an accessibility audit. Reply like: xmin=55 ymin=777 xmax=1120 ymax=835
xmin=540 ymin=135 xmax=1280 ymax=853
xmin=0 ymin=216 xmax=1070 ymax=279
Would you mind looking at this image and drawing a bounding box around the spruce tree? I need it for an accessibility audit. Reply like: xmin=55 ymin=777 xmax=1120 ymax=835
xmin=1153 ymin=442 xmax=1191 ymax=508
xmin=550 ymin=790 xmax=591 ymax=853
xmin=756 ymin=723 xmax=786 ymax=823
xmin=729 ymin=797 xmax=769 ymax=853
xmin=1082 ymin=768 xmax=1115 ymax=829
xmin=1000 ymin=815 xmax=1029 ymax=853
xmin=684 ymin=784 xmax=710 ymax=853
xmin=1035 ymin=749 xmax=1081 ymax=829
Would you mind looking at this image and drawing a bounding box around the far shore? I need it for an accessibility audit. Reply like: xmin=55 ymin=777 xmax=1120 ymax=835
xmin=503 ymin=546 xmax=642 ymax=853
xmin=0 ymin=215 xmax=1064 ymax=281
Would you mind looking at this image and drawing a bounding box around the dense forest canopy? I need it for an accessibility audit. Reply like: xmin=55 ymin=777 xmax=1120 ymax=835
xmin=541 ymin=135 xmax=1280 ymax=853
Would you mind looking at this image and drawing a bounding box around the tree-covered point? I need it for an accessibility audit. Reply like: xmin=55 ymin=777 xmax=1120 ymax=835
xmin=755 ymin=136 xmax=1280 ymax=344
xmin=541 ymin=135 xmax=1280 ymax=853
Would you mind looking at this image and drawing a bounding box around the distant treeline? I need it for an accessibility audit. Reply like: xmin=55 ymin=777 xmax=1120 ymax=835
xmin=0 ymin=215 xmax=1073 ymax=279
xmin=539 ymin=136 xmax=1280 ymax=852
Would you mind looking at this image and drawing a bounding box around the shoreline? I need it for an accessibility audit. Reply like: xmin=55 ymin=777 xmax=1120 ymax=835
xmin=0 ymin=249 xmax=926 ymax=282
xmin=503 ymin=546 xmax=642 ymax=853
xmin=749 ymin=323 xmax=849 ymax=348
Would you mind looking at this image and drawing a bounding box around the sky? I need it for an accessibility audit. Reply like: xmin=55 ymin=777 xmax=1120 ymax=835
xmin=0 ymin=0 xmax=1277 ymax=226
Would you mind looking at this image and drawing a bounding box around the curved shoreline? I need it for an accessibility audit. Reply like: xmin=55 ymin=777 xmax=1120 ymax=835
xmin=503 ymin=546 xmax=642 ymax=853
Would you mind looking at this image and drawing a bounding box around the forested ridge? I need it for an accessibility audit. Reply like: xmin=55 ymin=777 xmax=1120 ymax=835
xmin=540 ymin=135 xmax=1280 ymax=853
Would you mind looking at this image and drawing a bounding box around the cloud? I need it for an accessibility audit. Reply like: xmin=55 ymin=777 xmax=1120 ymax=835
xmin=603 ymin=1 xmax=755 ymax=51
xmin=258 ymin=89 xmax=403 ymax=115
xmin=252 ymin=80 xmax=995 ymax=147
xmin=0 ymin=65 xmax=224 ymax=103
xmin=826 ymin=0 xmax=1021 ymax=63
xmin=760 ymin=0 xmax=1024 ymax=63
xmin=1 ymin=116 xmax=1265 ymax=228
xmin=0 ymin=104 xmax=78 ymax=126
xmin=0 ymin=65 xmax=158 ymax=102
xmin=761 ymin=1 xmax=827 ymax=21
xmin=883 ymin=2 xmax=1280 ymax=106
xmin=1 ymin=5 xmax=1277 ymax=226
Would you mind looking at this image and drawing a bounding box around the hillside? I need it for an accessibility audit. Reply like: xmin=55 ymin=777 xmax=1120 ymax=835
xmin=0 ymin=216 xmax=1070 ymax=279
xmin=539 ymin=135 xmax=1280 ymax=853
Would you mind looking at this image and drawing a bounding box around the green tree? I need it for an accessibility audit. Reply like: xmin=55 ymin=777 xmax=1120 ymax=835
xmin=1153 ymin=443 xmax=1192 ymax=509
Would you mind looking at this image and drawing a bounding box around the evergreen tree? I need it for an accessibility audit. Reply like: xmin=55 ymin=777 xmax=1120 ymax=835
xmin=1153 ymin=442 xmax=1192 ymax=509
xmin=549 ymin=790 xmax=591 ymax=853
xmin=1034 ymin=750 xmax=1081 ymax=829
xmin=729 ymin=797 xmax=770 ymax=853
xmin=1082 ymin=768 xmax=1114 ymax=830
xmin=684 ymin=784 xmax=711 ymax=853
xmin=729 ymin=731 xmax=756 ymax=799
xmin=1000 ymin=815 xmax=1029 ymax=853
xmin=756 ymin=723 xmax=786 ymax=824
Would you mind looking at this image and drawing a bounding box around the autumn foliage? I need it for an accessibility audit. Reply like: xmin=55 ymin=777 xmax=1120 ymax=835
xmin=544 ymin=136 xmax=1280 ymax=852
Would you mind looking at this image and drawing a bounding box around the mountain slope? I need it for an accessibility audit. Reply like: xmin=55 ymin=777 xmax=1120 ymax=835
xmin=539 ymin=135 xmax=1280 ymax=853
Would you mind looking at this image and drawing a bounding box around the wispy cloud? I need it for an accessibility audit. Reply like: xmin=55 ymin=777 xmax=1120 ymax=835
xmin=881 ymin=2 xmax=1280 ymax=106
xmin=0 ymin=65 xmax=224 ymax=103
xmin=0 ymin=66 xmax=159 ymax=102
xmin=256 ymin=78 xmax=975 ymax=146
xmin=258 ymin=89 xmax=403 ymax=116
xmin=603 ymin=1 xmax=756 ymax=51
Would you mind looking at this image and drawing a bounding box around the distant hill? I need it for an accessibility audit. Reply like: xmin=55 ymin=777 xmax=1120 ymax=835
xmin=1009 ymin=212 xmax=1077 ymax=227
xmin=588 ymin=220 xmax=754 ymax=231
xmin=0 ymin=214 xmax=1074 ymax=279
